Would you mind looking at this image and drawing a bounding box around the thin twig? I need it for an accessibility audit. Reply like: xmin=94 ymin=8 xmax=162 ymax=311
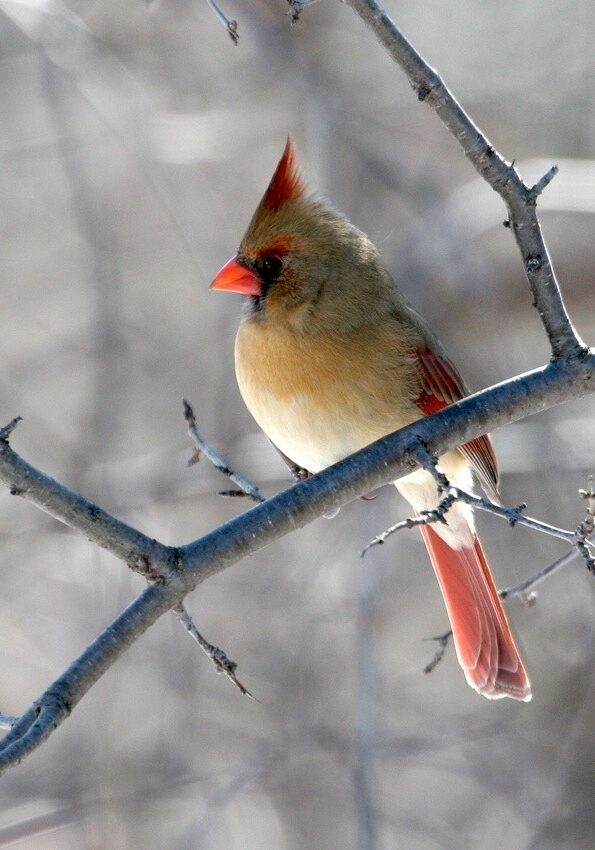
xmin=0 ymin=416 xmax=22 ymax=442
xmin=426 ymin=537 xmax=594 ymax=671
xmin=423 ymin=631 xmax=452 ymax=675
xmin=343 ymin=0 xmax=586 ymax=362
xmin=363 ymin=484 xmax=581 ymax=556
xmin=575 ymin=477 xmax=595 ymax=573
xmin=0 ymin=423 xmax=175 ymax=574
xmin=174 ymin=605 xmax=255 ymax=698
xmin=361 ymin=492 xmax=456 ymax=556
xmin=183 ymin=399 xmax=264 ymax=503
xmin=499 ymin=546 xmax=583 ymax=602
xmin=413 ymin=442 xmax=590 ymax=545
xmin=205 ymin=0 xmax=239 ymax=44
xmin=365 ymin=447 xmax=595 ymax=587
xmin=527 ymin=164 xmax=559 ymax=202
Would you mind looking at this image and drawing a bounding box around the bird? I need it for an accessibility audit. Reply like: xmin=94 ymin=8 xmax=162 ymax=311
xmin=210 ymin=137 xmax=531 ymax=701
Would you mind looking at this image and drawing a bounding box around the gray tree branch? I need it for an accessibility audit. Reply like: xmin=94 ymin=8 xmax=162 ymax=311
xmin=343 ymin=0 xmax=587 ymax=362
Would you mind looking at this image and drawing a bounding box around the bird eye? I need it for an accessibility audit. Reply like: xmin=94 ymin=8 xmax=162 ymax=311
xmin=256 ymin=255 xmax=283 ymax=284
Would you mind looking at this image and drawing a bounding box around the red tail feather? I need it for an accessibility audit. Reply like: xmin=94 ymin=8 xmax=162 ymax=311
xmin=419 ymin=523 xmax=531 ymax=701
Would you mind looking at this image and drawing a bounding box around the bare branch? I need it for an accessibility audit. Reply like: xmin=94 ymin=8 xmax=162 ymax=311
xmin=183 ymin=399 xmax=264 ymax=503
xmin=174 ymin=604 xmax=255 ymax=698
xmin=361 ymin=491 xmax=456 ymax=556
xmin=527 ymin=164 xmax=559 ymax=202
xmin=0 ymin=433 xmax=175 ymax=579
xmin=0 ymin=583 xmax=182 ymax=773
xmin=370 ymin=454 xmax=595 ymax=678
xmin=343 ymin=0 xmax=586 ymax=362
xmin=423 ymin=631 xmax=453 ymax=675
xmin=205 ymin=0 xmax=239 ymax=44
xmin=363 ymin=480 xmax=586 ymax=557
xmin=499 ymin=546 xmax=582 ymax=602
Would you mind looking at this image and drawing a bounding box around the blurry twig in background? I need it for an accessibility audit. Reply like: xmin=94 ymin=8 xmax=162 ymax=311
xmin=184 ymin=398 xmax=264 ymax=502
xmin=423 ymin=631 xmax=452 ymax=675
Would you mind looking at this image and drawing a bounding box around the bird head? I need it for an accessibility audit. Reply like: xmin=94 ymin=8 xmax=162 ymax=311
xmin=210 ymin=137 xmax=395 ymax=332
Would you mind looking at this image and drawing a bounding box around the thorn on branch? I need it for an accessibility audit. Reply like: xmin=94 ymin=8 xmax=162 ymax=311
xmin=174 ymin=605 xmax=256 ymax=698
xmin=423 ymin=631 xmax=453 ymax=674
xmin=183 ymin=399 xmax=264 ymax=503
xmin=0 ymin=416 xmax=22 ymax=443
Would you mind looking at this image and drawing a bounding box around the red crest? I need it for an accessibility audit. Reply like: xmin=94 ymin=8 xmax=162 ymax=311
xmin=261 ymin=136 xmax=305 ymax=212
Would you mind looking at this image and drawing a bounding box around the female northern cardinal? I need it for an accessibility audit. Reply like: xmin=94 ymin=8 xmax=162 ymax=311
xmin=211 ymin=138 xmax=531 ymax=701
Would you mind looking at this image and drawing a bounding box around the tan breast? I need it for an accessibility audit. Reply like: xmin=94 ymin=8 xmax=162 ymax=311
xmin=234 ymin=316 xmax=423 ymax=473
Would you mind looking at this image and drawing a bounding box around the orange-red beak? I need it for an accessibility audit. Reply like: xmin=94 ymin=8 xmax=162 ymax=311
xmin=210 ymin=256 xmax=261 ymax=297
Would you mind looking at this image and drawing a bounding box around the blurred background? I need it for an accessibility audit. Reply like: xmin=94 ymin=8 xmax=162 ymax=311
xmin=0 ymin=0 xmax=593 ymax=847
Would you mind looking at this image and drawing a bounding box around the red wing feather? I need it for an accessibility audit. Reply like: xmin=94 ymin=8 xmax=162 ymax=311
xmin=416 ymin=348 xmax=499 ymax=496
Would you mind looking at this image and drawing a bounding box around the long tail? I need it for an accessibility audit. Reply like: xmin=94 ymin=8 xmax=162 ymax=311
xmin=419 ymin=522 xmax=532 ymax=701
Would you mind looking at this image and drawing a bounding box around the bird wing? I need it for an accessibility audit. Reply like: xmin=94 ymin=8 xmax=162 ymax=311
xmin=415 ymin=347 xmax=499 ymax=499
